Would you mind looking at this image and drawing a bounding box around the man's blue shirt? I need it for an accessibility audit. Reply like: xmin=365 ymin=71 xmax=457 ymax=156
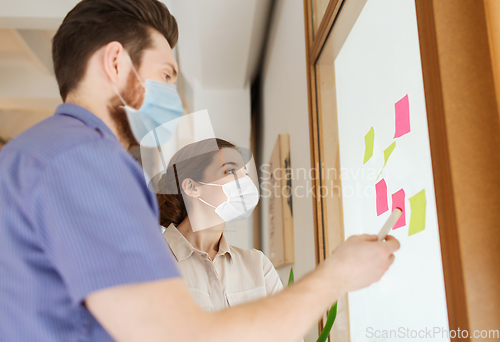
xmin=0 ymin=104 xmax=180 ymax=341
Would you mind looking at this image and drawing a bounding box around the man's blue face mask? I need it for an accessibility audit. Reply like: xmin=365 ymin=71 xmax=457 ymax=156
xmin=113 ymin=57 xmax=184 ymax=147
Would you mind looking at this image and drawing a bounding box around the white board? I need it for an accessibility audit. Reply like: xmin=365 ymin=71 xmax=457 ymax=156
xmin=334 ymin=0 xmax=450 ymax=341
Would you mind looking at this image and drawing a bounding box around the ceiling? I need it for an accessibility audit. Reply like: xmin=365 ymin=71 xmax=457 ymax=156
xmin=0 ymin=0 xmax=272 ymax=141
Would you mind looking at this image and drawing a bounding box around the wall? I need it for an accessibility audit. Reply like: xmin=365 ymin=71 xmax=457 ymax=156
xmin=260 ymin=0 xmax=318 ymax=341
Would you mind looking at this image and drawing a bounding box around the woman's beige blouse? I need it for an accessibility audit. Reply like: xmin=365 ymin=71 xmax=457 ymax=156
xmin=162 ymin=224 xmax=284 ymax=312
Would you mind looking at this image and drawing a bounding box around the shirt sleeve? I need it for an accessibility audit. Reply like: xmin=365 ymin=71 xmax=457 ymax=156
xmin=33 ymin=140 xmax=180 ymax=305
xmin=259 ymin=251 xmax=284 ymax=296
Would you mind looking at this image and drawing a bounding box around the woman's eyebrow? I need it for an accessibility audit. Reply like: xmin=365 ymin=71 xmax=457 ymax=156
xmin=219 ymin=162 xmax=238 ymax=169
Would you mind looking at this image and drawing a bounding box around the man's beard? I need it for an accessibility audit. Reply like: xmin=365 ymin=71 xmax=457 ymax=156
xmin=108 ymin=71 xmax=145 ymax=149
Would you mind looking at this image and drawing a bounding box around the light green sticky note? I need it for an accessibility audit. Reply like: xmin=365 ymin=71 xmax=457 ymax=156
xmin=363 ymin=127 xmax=375 ymax=164
xmin=377 ymin=141 xmax=396 ymax=179
xmin=408 ymin=189 xmax=426 ymax=236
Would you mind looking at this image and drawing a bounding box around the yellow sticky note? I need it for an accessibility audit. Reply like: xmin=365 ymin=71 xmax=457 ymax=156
xmin=377 ymin=141 xmax=396 ymax=179
xmin=363 ymin=127 xmax=375 ymax=164
xmin=408 ymin=189 xmax=426 ymax=236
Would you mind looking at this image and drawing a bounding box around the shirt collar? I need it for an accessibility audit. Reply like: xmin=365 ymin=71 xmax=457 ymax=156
xmin=163 ymin=224 xmax=233 ymax=262
xmin=54 ymin=103 xmax=117 ymax=140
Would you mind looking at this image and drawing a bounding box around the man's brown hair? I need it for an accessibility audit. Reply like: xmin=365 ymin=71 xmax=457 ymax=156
xmin=52 ymin=0 xmax=178 ymax=101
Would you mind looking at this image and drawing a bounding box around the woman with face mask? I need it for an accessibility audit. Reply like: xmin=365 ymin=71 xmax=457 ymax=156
xmin=156 ymin=138 xmax=286 ymax=314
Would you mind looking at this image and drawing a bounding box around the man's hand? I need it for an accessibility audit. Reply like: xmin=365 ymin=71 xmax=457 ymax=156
xmin=320 ymin=234 xmax=400 ymax=295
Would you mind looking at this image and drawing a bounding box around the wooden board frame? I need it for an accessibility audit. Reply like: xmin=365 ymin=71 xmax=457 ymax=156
xmin=303 ymin=0 xmax=500 ymax=340
xmin=267 ymin=134 xmax=295 ymax=268
xmin=413 ymin=0 xmax=469 ymax=335
xmin=415 ymin=0 xmax=500 ymax=338
xmin=303 ymin=0 xmax=345 ymax=338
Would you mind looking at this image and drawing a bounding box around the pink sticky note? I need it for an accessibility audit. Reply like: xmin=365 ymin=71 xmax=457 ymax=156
xmin=375 ymin=179 xmax=389 ymax=216
xmin=391 ymin=189 xmax=406 ymax=229
xmin=394 ymin=94 xmax=410 ymax=138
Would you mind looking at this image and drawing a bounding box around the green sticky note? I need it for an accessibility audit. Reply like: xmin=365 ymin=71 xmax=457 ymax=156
xmin=363 ymin=127 xmax=375 ymax=164
xmin=377 ymin=141 xmax=396 ymax=179
xmin=408 ymin=189 xmax=426 ymax=236
xmin=384 ymin=141 xmax=396 ymax=161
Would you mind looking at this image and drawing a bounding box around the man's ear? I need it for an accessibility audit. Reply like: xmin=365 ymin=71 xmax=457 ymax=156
xmin=102 ymin=41 xmax=128 ymax=86
xmin=181 ymin=178 xmax=200 ymax=198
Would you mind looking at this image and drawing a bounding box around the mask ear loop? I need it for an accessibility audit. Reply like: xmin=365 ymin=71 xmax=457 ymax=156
xmin=125 ymin=53 xmax=146 ymax=89
xmin=111 ymin=52 xmax=146 ymax=108
xmin=198 ymin=197 xmax=217 ymax=209
xmin=198 ymin=181 xmax=222 ymax=186
xmin=197 ymin=181 xmax=224 ymax=209
xmin=112 ymin=82 xmax=128 ymax=107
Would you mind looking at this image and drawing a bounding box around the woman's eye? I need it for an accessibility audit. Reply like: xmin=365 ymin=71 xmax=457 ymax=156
xmin=164 ymin=74 xmax=171 ymax=81
xmin=225 ymin=169 xmax=235 ymax=175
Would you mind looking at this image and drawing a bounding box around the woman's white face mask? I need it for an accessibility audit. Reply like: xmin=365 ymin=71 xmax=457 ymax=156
xmin=197 ymin=175 xmax=259 ymax=223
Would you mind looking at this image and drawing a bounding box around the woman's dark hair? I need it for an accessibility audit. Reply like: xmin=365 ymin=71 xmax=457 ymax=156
xmin=52 ymin=0 xmax=178 ymax=101
xmin=157 ymin=138 xmax=237 ymax=228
